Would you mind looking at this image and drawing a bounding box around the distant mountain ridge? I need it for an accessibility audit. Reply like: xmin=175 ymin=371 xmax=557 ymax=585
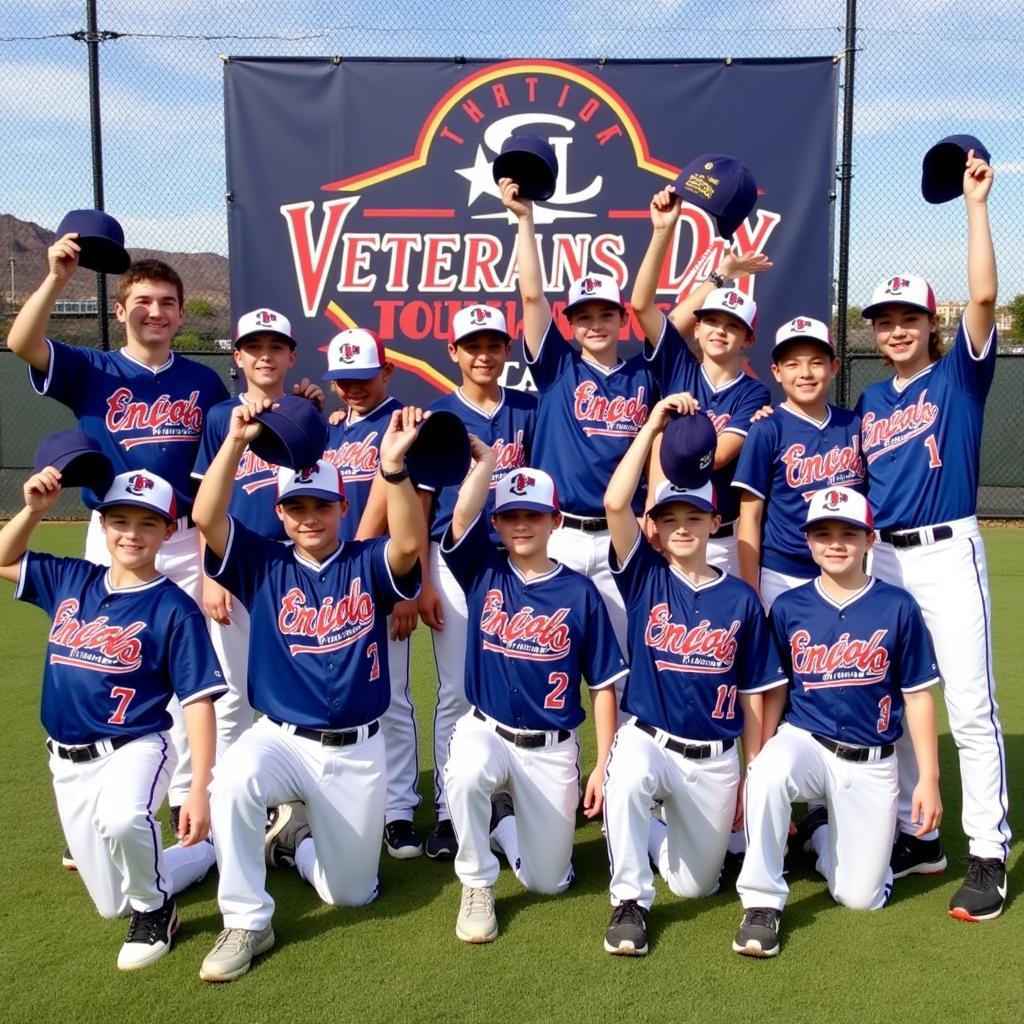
xmin=1 ymin=213 xmax=229 ymax=303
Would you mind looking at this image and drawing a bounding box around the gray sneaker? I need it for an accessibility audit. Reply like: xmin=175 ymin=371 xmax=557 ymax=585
xmin=732 ymin=907 xmax=782 ymax=958
xmin=199 ymin=925 xmax=275 ymax=982
xmin=265 ymin=802 xmax=311 ymax=869
xmin=455 ymin=884 xmax=498 ymax=943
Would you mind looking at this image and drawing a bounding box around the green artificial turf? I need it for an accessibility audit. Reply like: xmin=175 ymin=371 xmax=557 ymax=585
xmin=1 ymin=525 xmax=1021 ymax=1023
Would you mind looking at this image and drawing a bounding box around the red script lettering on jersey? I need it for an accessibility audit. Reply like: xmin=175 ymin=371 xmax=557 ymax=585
xmin=479 ymin=589 xmax=571 ymax=659
xmin=860 ymin=391 xmax=939 ymax=464
xmin=781 ymin=437 xmax=864 ymax=488
xmin=278 ymin=580 xmax=374 ymax=641
xmin=645 ymin=605 xmax=740 ymax=667
xmin=573 ymin=383 xmax=648 ymax=437
xmin=105 ymin=388 xmax=203 ymax=433
xmin=790 ymin=628 xmax=890 ymax=685
xmin=49 ymin=598 xmax=145 ymax=670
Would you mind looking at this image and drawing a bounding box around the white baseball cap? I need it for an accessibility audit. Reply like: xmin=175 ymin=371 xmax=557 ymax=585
xmin=276 ymin=461 xmax=345 ymax=503
xmin=802 ymin=486 xmax=873 ymax=531
xmin=694 ymin=288 xmax=758 ymax=332
xmin=772 ymin=315 xmax=835 ymax=358
xmin=647 ymin=478 xmax=717 ymax=517
xmin=323 ymin=328 xmax=387 ymax=381
xmin=235 ymin=308 xmax=296 ymax=349
xmin=452 ymin=304 xmax=511 ymax=345
xmin=96 ymin=470 xmax=177 ymax=523
xmin=862 ymin=274 xmax=937 ymax=320
xmin=563 ymin=273 xmax=627 ymax=317
xmin=493 ymin=468 xmax=560 ymax=514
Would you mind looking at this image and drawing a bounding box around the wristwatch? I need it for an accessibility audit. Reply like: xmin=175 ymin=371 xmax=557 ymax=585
xmin=706 ymin=270 xmax=727 ymax=288
xmin=380 ymin=463 xmax=410 ymax=484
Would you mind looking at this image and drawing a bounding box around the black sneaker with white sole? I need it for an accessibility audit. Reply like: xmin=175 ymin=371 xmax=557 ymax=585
xmin=948 ymin=856 xmax=1007 ymax=922
xmin=604 ymin=899 xmax=649 ymax=956
xmin=889 ymin=832 xmax=947 ymax=879
xmin=733 ymin=907 xmax=782 ymax=958
xmin=425 ymin=819 xmax=458 ymax=861
xmin=117 ymin=898 xmax=179 ymax=970
xmin=384 ymin=820 xmax=425 ymax=860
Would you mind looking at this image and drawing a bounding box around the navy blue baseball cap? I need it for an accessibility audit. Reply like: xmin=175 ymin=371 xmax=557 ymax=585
xmin=673 ymin=154 xmax=757 ymax=240
xmin=922 ymin=134 xmax=991 ymax=204
xmin=54 ymin=209 xmax=131 ymax=275
xmin=659 ymin=411 xmax=717 ymax=490
xmin=250 ymin=396 xmax=328 ymax=471
xmin=34 ymin=428 xmax=115 ymax=492
xmin=406 ymin=411 xmax=471 ymax=489
xmin=492 ymin=134 xmax=559 ymax=202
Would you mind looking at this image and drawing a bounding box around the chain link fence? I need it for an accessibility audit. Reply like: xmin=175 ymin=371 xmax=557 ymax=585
xmin=2 ymin=1 xmax=1022 ymax=516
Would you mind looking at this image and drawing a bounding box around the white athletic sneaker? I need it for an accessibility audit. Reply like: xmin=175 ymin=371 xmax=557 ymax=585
xmin=117 ymin=899 xmax=179 ymax=970
xmin=455 ymin=885 xmax=498 ymax=943
xmin=199 ymin=925 xmax=275 ymax=982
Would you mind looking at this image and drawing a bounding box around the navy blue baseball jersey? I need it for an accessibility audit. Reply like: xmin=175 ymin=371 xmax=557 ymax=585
xmin=733 ymin=404 xmax=865 ymax=577
xmin=610 ymin=534 xmax=786 ymax=740
xmin=16 ymin=553 xmax=226 ymax=745
xmin=770 ymin=577 xmax=939 ymax=747
xmin=441 ymin=514 xmax=626 ymax=730
xmin=644 ymin=314 xmax=771 ymax=524
xmin=192 ymin=396 xmax=286 ymax=540
xmin=526 ymin=320 xmax=652 ymax=516
xmin=31 ymin=341 xmax=229 ymax=514
xmin=856 ymin=319 xmax=996 ymax=530
xmin=323 ymin=397 xmax=401 ymax=543
xmin=206 ymin=519 xmax=420 ymax=730
xmin=420 ymin=387 xmax=536 ymax=543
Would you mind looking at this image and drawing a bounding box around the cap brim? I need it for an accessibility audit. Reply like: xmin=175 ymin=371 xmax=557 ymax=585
xmin=453 ymin=327 xmax=511 ymax=346
xmin=96 ymin=497 xmax=174 ymax=523
xmin=648 ymin=496 xmax=716 ymax=517
xmin=323 ymin=367 xmax=383 ymax=381
xmin=562 ymin=298 xmax=626 ymax=318
xmin=772 ymin=337 xmax=835 ymax=358
xmin=77 ymin=236 xmax=131 ymax=275
xmin=493 ymin=500 xmax=558 ymax=515
xmin=277 ymin=487 xmax=342 ymax=503
xmin=236 ymin=329 xmax=296 ymax=349
xmin=861 ymin=300 xmax=935 ymax=320
xmin=802 ymin=514 xmax=871 ymax=532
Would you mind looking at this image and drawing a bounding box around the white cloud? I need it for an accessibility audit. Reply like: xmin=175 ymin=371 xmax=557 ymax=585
xmin=118 ymin=210 xmax=228 ymax=255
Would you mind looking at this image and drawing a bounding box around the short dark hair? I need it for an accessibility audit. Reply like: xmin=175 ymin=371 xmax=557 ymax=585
xmin=117 ymin=259 xmax=184 ymax=308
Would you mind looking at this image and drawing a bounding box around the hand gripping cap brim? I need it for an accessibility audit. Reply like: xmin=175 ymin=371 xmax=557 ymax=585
xmin=659 ymin=411 xmax=718 ymax=490
xmin=492 ymin=135 xmax=559 ymax=202
xmin=406 ymin=411 xmax=472 ymax=489
xmin=921 ymin=134 xmax=991 ymax=205
xmin=250 ymin=396 xmax=329 ymax=471
xmin=55 ymin=209 xmax=131 ymax=275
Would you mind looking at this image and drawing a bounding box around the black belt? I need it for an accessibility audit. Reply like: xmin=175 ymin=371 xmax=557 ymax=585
xmin=635 ymin=720 xmax=734 ymax=759
xmin=711 ymin=521 xmax=736 ymax=540
xmin=47 ymin=735 xmax=134 ymax=764
xmin=270 ymin=719 xmax=379 ymax=746
xmin=473 ymin=708 xmax=570 ymax=748
xmin=560 ymin=512 xmax=608 ymax=533
xmin=812 ymin=733 xmax=894 ymax=762
xmin=878 ymin=524 xmax=953 ymax=548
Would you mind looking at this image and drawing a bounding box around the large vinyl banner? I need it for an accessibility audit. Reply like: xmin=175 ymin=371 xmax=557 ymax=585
xmin=224 ymin=57 xmax=838 ymax=399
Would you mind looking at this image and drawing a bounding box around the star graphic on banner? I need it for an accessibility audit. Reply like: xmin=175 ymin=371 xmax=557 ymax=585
xmin=455 ymin=145 xmax=502 ymax=205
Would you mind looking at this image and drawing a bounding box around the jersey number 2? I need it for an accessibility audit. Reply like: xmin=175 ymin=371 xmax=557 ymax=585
xmin=711 ymin=685 xmax=738 ymax=720
xmin=367 ymin=643 xmax=380 ymax=681
xmin=108 ymin=686 xmax=137 ymax=725
xmin=543 ymin=672 xmax=570 ymax=710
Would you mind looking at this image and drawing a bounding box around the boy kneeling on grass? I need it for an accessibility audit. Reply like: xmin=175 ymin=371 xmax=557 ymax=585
xmin=0 ymin=467 xmax=223 ymax=970
xmin=441 ymin=439 xmax=624 ymax=944
xmin=733 ymin=486 xmax=941 ymax=958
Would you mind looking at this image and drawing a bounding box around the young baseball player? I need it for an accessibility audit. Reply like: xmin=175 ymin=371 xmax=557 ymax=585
xmin=855 ymin=150 xmax=1010 ymax=920
xmin=501 ymin=177 xmax=652 ymax=663
xmin=733 ymin=318 xmax=865 ymax=607
xmin=7 ymin=241 xmax=230 ymax=837
xmin=0 ymin=466 xmax=225 ymax=970
xmin=733 ymin=486 xmax=942 ymax=958
xmin=601 ymin=396 xmax=787 ymax=957
xmin=441 ymin=442 xmax=623 ymax=943
xmin=191 ymin=308 xmax=324 ymax=766
xmin=417 ymin=305 xmax=537 ymax=860
xmin=631 ymin=184 xmax=773 ymax=575
xmin=192 ymin=401 xmax=423 ymax=982
xmin=321 ymin=328 xmax=424 ymax=859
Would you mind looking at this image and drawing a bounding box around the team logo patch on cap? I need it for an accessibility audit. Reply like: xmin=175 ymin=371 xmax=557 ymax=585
xmin=254 ymin=309 xmax=279 ymax=326
xmin=802 ymin=485 xmax=872 ymax=531
xmin=126 ymin=474 xmax=155 ymax=495
xmin=508 ymin=472 xmax=535 ymax=495
xmin=339 ymin=342 xmax=361 ymax=363
xmin=790 ymin=317 xmax=813 ymax=332
xmin=580 ymin=277 xmax=600 ymax=295
xmin=723 ymin=291 xmax=744 ymax=309
xmin=822 ymin=489 xmax=848 ymax=511
xmin=885 ymin=277 xmax=912 ymax=296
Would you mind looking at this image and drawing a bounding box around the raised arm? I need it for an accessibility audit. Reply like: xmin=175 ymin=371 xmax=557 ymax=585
xmin=0 ymin=467 xmax=63 ymax=582
xmin=500 ymin=178 xmax=551 ymax=357
xmin=630 ymin=186 xmax=682 ymax=344
xmin=450 ymin=435 xmax=497 ymax=543
xmin=379 ymin=407 xmax=429 ymax=577
xmin=6 ymin=234 xmax=83 ymax=372
xmin=604 ymin=393 xmax=699 ymax=563
xmin=192 ymin=401 xmax=269 ymax=558
xmin=962 ymin=151 xmax=997 ymax=351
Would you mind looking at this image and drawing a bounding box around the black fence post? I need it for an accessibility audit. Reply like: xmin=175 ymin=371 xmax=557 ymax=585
xmin=835 ymin=0 xmax=857 ymax=407
xmin=85 ymin=0 xmax=110 ymax=351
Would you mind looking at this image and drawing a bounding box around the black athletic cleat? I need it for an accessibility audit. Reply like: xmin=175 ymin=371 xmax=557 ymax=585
xmin=265 ymin=802 xmax=311 ymax=869
xmin=425 ymin=818 xmax=458 ymax=861
xmin=117 ymin=898 xmax=179 ymax=970
xmin=890 ymin=832 xmax=947 ymax=879
xmin=733 ymin=907 xmax=782 ymax=958
xmin=383 ymin=819 xmax=425 ymax=860
xmin=604 ymin=899 xmax=649 ymax=956
xmin=948 ymin=856 xmax=1007 ymax=922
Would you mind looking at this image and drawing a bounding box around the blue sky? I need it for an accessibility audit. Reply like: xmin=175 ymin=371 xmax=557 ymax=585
xmin=3 ymin=0 xmax=1022 ymax=304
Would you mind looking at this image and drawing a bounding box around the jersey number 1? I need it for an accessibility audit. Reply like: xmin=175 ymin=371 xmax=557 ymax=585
xmin=711 ymin=684 xmax=738 ymax=720
xmin=924 ymin=435 xmax=942 ymax=469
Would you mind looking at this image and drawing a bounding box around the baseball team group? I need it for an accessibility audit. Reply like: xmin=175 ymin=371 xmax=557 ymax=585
xmin=0 ymin=142 xmax=1010 ymax=981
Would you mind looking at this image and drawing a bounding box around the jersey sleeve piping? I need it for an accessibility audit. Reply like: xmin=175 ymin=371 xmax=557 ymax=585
xmin=523 ymin=315 xmax=555 ymax=367
xmin=439 ymin=512 xmax=482 ymax=555
xmin=180 ymin=681 xmax=230 ymax=704
xmin=901 ymin=675 xmax=940 ymax=693
xmin=205 ymin=517 xmax=236 ymax=580
xmin=609 ymin=530 xmax=643 ymax=575
xmin=382 ymin=539 xmax=423 ymax=601
xmin=28 ymin=338 xmax=56 ymax=395
xmin=588 ymin=666 xmax=628 ymax=691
